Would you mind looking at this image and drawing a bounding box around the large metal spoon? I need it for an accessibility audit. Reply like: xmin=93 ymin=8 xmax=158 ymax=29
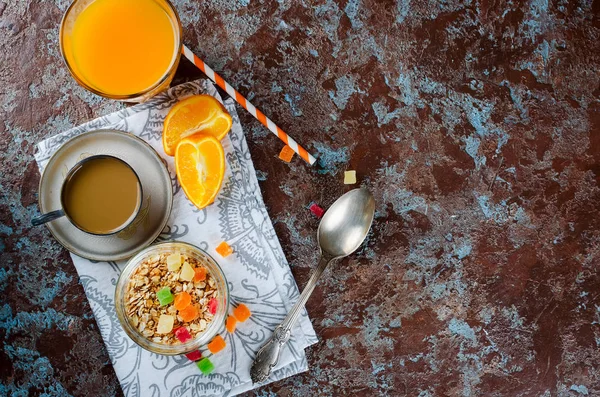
xmin=250 ymin=188 xmax=376 ymax=383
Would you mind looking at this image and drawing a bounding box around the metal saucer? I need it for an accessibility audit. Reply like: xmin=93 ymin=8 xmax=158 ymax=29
xmin=38 ymin=129 xmax=173 ymax=261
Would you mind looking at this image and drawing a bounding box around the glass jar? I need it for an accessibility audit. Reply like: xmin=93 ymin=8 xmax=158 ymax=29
xmin=115 ymin=241 xmax=229 ymax=355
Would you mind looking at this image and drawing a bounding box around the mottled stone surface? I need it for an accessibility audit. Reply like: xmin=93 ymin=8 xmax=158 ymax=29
xmin=1 ymin=0 xmax=600 ymax=395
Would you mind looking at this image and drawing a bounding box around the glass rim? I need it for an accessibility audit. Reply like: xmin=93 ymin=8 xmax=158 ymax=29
xmin=115 ymin=241 xmax=230 ymax=355
xmin=58 ymin=0 xmax=183 ymax=101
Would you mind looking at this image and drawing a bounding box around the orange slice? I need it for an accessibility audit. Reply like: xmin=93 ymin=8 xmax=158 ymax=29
xmin=163 ymin=95 xmax=233 ymax=156
xmin=175 ymin=134 xmax=225 ymax=209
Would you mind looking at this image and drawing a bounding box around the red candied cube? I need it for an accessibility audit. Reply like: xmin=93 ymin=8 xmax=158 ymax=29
xmin=174 ymin=327 xmax=192 ymax=343
xmin=208 ymin=298 xmax=218 ymax=315
xmin=185 ymin=350 xmax=202 ymax=361
xmin=309 ymin=203 xmax=325 ymax=218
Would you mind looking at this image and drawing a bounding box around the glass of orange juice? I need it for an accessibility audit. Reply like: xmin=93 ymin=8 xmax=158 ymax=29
xmin=60 ymin=0 xmax=182 ymax=102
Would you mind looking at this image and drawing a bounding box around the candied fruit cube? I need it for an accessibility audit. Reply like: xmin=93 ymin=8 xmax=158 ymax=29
xmin=185 ymin=350 xmax=202 ymax=361
xmin=174 ymin=327 xmax=192 ymax=343
xmin=157 ymin=287 xmax=174 ymax=306
xmin=193 ymin=267 xmax=207 ymax=282
xmin=197 ymin=357 xmax=214 ymax=375
xmin=207 ymin=335 xmax=226 ymax=354
xmin=174 ymin=292 xmax=192 ymax=311
xmin=156 ymin=314 xmax=174 ymax=334
xmin=215 ymin=241 xmax=233 ymax=257
xmin=309 ymin=203 xmax=325 ymax=218
xmin=278 ymin=145 xmax=295 ymax=163
xmin=225 ymin=315 xmax=237 ymax=333
xmin=233 ymin=303 xmax=251 ymax=322
xmin=344 ymin=170 xmax=356 ymax=184
xmin=179 ymin=304 xmax=199 ymax=322
xmin=166 ymin=253 xmax=182 ymax=271
xmin=208 ymin=298 xmax=218 ymax=315
xmin=180 ymin=261 xmax=195 ymax=281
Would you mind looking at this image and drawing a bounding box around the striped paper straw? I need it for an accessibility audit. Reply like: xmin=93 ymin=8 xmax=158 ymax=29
xmin=181 ymin=45 xmax=317 ymax=165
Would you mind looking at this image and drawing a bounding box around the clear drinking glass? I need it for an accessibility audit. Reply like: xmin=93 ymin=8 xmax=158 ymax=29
xmin=115 ymin=241 xmax=229 ymax=355
xmin=59 ymin=0 xmax=182 ymax=102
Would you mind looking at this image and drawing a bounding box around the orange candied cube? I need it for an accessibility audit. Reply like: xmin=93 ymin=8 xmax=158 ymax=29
xmin=193 ymin=267 xmax=207 ymax=282
xmin=278 ymin=145 xmax=295 ymax=163
xmin=207 ymin=335 xmax=226 ymax=354
xmin=174 ymin=291 xmax=192 ymax=311
xmin=215 ymin=241 xmax=233 ymax=257
xmin=179 ymin=304 xmax=199 ymax=322
xmin=233 ymin=303 xmax=251 ymax=322
xmin=225 ymin=315 xmax=237 ymax=333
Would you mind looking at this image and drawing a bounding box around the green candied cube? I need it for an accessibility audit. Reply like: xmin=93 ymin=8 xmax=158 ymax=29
xmin=156 ymin=287 xmax=173 ymax=306
xmin=197 ymin=358 xmax=214 ymax=375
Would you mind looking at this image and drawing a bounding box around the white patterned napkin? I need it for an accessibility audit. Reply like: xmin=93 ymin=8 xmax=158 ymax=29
xmin=34 ymin=80 xmax=318 ymax=397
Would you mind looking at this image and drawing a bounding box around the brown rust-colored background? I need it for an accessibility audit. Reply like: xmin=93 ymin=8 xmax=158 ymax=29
xmin=1 ymin=0 xmax=600 ymax=395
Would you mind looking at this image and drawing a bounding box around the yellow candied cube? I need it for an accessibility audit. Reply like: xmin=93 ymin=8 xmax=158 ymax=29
xmin=344 ymin=170 xmax=356 ymax=184
xmin=156 ymin=314 xmax=174 ymax=334
xmin=166 ymin=253 xmax=182 ymax=271
xmin=180 ymin=261 xmax=195 ymax=281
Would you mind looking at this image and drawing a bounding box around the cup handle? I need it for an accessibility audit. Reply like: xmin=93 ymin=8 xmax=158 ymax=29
xmin=31 ymin=209 xmax=66 ymax=226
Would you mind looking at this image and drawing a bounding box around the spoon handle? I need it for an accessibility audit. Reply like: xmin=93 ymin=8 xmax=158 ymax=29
xmin=31 ymin=209 xmax=65 ymax=227
xmin=251 ymin=255 xmax=332 ymax=383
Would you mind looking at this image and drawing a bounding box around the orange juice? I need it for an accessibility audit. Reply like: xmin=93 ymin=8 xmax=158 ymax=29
xmin=62 ymin=0 xmax=178 ymax=97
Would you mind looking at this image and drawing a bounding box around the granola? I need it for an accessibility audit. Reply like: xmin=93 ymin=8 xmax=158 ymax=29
xmin=124 ymin=252 xmax=218 ymax=345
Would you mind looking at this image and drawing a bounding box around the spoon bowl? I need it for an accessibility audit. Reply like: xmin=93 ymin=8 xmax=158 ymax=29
xmin=318 ymin=188 xmax=376 ymax=258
